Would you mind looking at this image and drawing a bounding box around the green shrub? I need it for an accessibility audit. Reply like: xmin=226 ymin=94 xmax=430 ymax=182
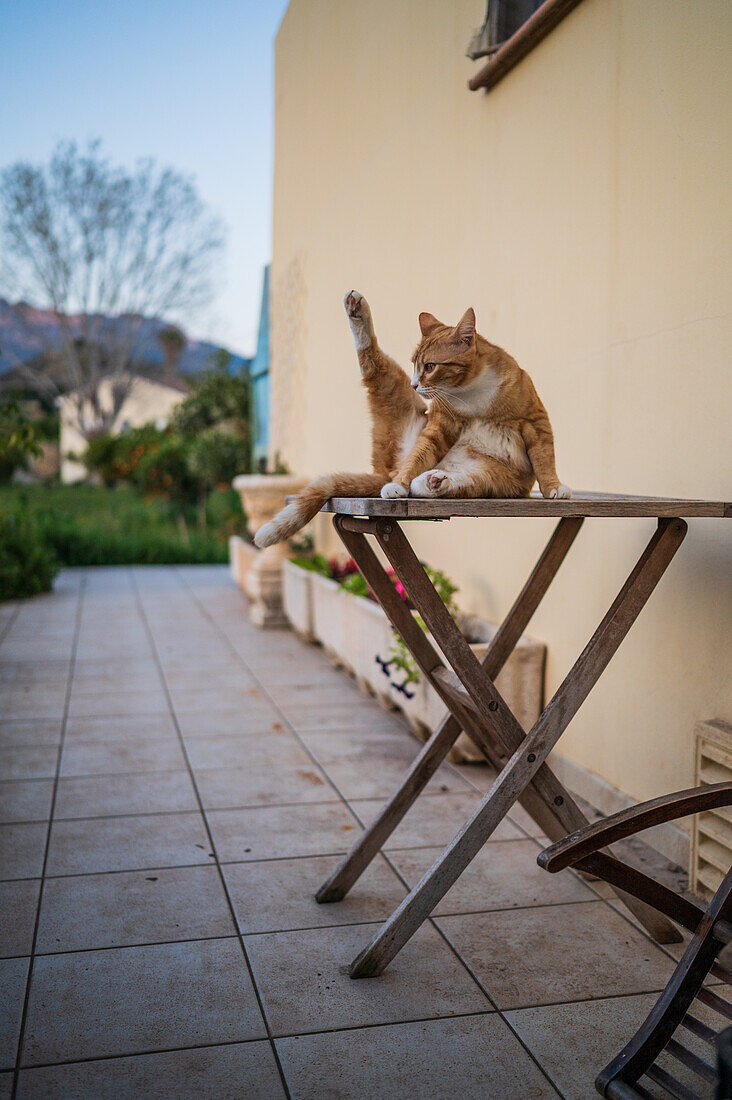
xmin=187 ymin=428 xmax=251 ymax=489
xmin=0 ymin=401 xmax=42 ymax=483
xmin=0 ymin=485 xmax=229 ymax=569
xmin=0 ymin=513 xmax=59 ymax=599
xmin=172 ymin=370 xmax=251 ymax=442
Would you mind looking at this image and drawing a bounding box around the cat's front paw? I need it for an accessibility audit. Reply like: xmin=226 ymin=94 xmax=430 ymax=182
xmin=344 ymin=290 xmax=374 ymax=352
xmin=410 ymin=470 xmax=451 ymax=497
xmin=380 ymin=481 xmax=408 ymax=499
xmin=548 ymin=484 xmax=572 ymax=500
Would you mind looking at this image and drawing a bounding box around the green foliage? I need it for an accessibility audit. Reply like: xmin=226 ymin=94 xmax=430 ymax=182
xmin=187 ymin=429 xmax=251 ymax=489
xmin=0 ymin=485 xmax=229 ymax=573
xmin=0 ymin=401 xmax=42 ymax=482
xmin=389 ymin=565 xmax=460 ymax=685
xmin=0 ymin=513 xmax=59 ymax=600
xmin=290 ymin=553 xmax=332 ymax=577
xmin=84 ymin=425 xmax=166 ymax=487
xmin=132 ymin=435 xmax=199 ymax=505
xmin=172 ymin=370 xmax=251 ymax=442
xmin=340 ymin=571 xmax=371 ymax=598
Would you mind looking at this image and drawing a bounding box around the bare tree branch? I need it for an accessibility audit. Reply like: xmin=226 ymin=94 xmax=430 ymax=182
xmin=0 ymin=140 xmax=225 ymax=438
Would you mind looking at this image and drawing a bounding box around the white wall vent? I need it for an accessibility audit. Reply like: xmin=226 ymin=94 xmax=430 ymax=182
xmin=691 ymin=719 xmax=732 ymax=899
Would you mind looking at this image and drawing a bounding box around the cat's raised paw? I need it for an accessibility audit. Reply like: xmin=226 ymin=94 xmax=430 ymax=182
xmin=344 ymin=290 xmax=365 ymax=317
xmin=548 ymin=484 xmax=572 ymax=500
xmin=344 ymin=290 xmax=374 ymax=352
xmin=410 ymin=470 xmax=451 ymax=497
xmin=380 ymin=481 xmax=408 ymax=499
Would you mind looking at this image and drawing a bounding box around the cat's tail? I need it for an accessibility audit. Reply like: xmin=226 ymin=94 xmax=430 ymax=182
xmin=253 ymin=472 xmax=387 ymax=548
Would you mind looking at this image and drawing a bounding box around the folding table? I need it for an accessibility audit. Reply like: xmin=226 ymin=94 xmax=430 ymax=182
xmin=312 ymin=491 xmax=731 ymax=978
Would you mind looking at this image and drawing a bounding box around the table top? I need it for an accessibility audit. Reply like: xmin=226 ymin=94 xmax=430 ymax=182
xmin=318 ymin=490 xmax=731 ymax=520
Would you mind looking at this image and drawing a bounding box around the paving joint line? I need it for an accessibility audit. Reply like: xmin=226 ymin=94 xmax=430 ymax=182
xmin=10 ymin=571 xmax=88 ymax=1100
xmin=130 ymin=567 xmax=293 ymax=1100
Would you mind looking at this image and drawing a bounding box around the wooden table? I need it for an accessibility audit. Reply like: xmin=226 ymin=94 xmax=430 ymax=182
xmin=313 ymin=492 xmax=731 ymax=978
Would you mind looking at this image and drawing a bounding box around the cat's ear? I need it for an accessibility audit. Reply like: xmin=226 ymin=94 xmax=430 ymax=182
xmin=418 ymin=312 xmax=441 ymax=337
xmin=455 ymin=308 xmax=476 ymax=347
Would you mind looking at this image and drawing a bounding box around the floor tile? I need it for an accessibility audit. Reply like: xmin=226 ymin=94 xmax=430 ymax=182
xmin=67 ymin=691 xmax=169 ymax=719
xmin=507 ymin=993 xmax=660 ymax=1100
xmin=273 ymin=682 xmax=368 ymax=710
xmin=284 ymin=701 xmax=401 ymax=733
xmin=248 ymin=921 xmax=489 ymax=1036
xmin=63 ymin=713 xmax=177 ymax=743
xmin=265 ymin=667 xmax=356 ymax=701
xmin=185 ymin=731 xmax=311 ymax=770
xmin=210 ymin=802 xmax=362 ymax=863
xmin=0 ymin=1072 xmax=11 ymax=1098
xmin=22 ymin=938 xmax=265 ymax=1065
xmin=0 ymin=746 xmax=58 ymax=781
xmin=351 ymin=791 xmax=524 ymax=849
xmin=69 ymin=671 xmax=162 ymax=696
xmin=59 ymin=737 xmax=186 ymax=778
xmin=1 ymin=956 xmax=29 ymax=1068
xmin=176 ymin=703 xmax=282 ymax=739
xmin=167 ymin=686 xmax=260 ymax=713
xmin=0 ymin=822 xmax=47 ymax=880
xmin=163 ymin=665 xmax=250 ymax=692
xmin=389 ymin=840 xmax=594 ymax=915
xmin=195 ymin=761 xmax=337 ymax=809
xmin=0 ymin=720 xmax=62 ymax=749
xmin=0 ymin=781 xmax=53 ymax=824
xmin=54 ymin=771 xmax=198 ymax=818
xmin=17 ymin=1041 xmax=286 ymax=1100
xmin=0 ymin=692 xmax=66 ymax=721
xmin=0 ymin=879 xmax=40 ymax=957
xmin=225 ymin=854 xmax=407 ymax=934
xmin=46 ymin=812 xmax=213 ymax=875
xmin=301 ymin=730 xmax=470 ymax=800
xmin=436 ymin=901 xmax=676 ymax=1010
xmin=277 ymin=1013 xmax=559 ymax=1099
xmin=36 ymin=865 xmax=235 ymax=953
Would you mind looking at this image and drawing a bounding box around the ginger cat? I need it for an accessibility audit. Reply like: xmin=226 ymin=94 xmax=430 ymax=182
xmin=254 ymin=291 xmax=570 ymax=548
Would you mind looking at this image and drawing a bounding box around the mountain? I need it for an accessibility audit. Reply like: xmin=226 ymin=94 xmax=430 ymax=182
xmin=0 ymin=299 xmax=250 ymax=378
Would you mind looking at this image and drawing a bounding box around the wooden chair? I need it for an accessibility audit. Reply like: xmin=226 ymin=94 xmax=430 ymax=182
xmin=538 ymin=781 xmax=732 ymax=1099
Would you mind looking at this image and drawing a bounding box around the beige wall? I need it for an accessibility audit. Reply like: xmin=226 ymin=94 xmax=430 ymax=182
xmin=271 ymin=0 xmax=732 ymax=827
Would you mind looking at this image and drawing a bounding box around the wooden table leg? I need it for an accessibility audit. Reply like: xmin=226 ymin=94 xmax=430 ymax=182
xmin=373 ymin=516 xmax=686 ymax=944
xmin=348 ymin=518 xmax=687 ymax=977
xmin=316 ymin=516 xmax=583 ymax=903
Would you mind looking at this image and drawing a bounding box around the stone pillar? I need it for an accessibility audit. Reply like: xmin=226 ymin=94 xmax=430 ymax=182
xmin=232 ymin=474 xmax=307 ymax=628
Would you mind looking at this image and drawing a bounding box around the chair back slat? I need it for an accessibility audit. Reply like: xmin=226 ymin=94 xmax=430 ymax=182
xmin=643 ymin=1063 xmax=701 ymax=1100
xmin=665 ymin=1037 xmax=716 ymax=1082
xmin=680 ymin=1011 xmax=717 ymax=1046
xmin=697 ymin=985 xmax=732 ymax=1022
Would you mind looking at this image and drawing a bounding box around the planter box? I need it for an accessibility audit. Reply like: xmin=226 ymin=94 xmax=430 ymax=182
xmin=297 ymin=565 xmax=546 ymax=764
xmin=229 ymin=536 xmax=259 ymax=591
xmin=282 ymin=559 xmax=317 ymax=642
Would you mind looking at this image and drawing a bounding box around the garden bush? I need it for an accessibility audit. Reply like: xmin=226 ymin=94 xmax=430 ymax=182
xmin=0 ymin=513 xmax=59 ymax=599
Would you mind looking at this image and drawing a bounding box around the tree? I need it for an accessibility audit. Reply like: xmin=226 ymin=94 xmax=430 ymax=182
xmin=0 ymin=140 xmax=224 ymax=438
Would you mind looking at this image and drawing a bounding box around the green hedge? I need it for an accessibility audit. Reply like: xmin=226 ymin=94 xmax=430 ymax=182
xmin=0 ymin=485 xmax=232 ymax=571
xmin=0 ymin=513 xmax=59 ymax=600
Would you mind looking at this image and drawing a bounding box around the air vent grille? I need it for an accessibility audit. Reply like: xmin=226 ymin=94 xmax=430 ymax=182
xmin=691 ymin=719 xmax=732 ymax=899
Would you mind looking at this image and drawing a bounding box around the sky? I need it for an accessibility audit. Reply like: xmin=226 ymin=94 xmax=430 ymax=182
xmin=0 ymin=0 xmax=290 ymax=357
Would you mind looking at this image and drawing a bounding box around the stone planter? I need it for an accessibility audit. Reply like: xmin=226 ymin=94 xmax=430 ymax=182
xmin=229 ymin=536 xmax=259 ymax=591
xmin=296 ymin=565 xmax=546 ymax=763
xmin=232 ymin=474 xmax=307 ymax=627
xmin=282 ymin=559 xmax=317 ymax=642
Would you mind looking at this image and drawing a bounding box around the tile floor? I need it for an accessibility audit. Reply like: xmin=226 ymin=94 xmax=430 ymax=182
xmin=0 ymin=566 xmax=696 ymax=1098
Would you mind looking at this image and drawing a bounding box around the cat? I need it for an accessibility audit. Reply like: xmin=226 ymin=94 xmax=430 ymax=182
xmin=254 ymin=290 xmax=570 ymax=548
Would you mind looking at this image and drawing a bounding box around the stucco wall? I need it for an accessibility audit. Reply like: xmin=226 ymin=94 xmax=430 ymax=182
xmin=271 ymin=0 xmax=732 ymax=823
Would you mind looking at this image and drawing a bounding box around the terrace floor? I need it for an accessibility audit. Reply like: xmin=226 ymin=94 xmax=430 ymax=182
xmin=0 ymin=566 xmax=694 ymax=1098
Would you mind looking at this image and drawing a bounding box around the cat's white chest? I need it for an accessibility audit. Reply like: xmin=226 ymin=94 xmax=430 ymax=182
xmin=444 ymin=422 xmax=531 ymax=472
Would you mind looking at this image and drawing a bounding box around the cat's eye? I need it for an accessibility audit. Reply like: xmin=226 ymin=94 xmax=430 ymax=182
xmin=422 ymin=363 xmax=436 ymax=373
